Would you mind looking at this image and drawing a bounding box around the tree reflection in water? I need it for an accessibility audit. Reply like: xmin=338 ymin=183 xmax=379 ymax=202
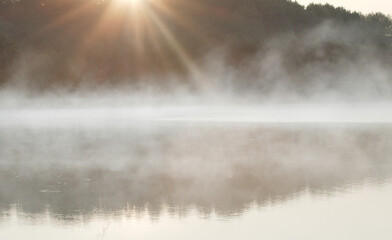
xmin=1 ymin=124 xmax=392 ymax=222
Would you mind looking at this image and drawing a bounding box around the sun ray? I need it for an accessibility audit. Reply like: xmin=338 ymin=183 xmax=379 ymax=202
xmin=26 ymin=0 xmax=208 ymax=77
xmin=151 ymin=0 xmax=213 ymax=46
xmin=143 ymin=5 xmax=200 ymax=75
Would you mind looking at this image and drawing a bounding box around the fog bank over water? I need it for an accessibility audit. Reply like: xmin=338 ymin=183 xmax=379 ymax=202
xmin=0 ymin=15 xmax=391 ymax=223
xmin=2 ymin=18 xmax=392 ymax=106
xmin=1 ymin=105 xmax=392 ymax=128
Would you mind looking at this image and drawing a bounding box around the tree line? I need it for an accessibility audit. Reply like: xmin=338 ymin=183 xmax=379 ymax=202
xmin=0 ymin=0 xmax=391 ymax=89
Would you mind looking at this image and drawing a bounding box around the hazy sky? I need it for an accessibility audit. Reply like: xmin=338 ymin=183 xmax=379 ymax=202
xmin=297 ymin=0 xmax=392 ymax=15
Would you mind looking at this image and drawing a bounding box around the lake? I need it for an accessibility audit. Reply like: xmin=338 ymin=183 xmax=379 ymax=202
xmin=1 ymin=122 xmax=392 ymax=239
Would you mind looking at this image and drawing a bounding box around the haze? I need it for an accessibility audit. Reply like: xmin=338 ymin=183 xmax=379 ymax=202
xmin=1 ymin=0 xmax=392 ymax=239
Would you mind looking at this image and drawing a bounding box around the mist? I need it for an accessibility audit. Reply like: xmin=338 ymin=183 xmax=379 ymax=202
xmin=1 ymin=124 xmax=392 ymax=220
xmin=1 ymin=18 xmax=392 ymax=108
xmin=1 ymin=1 xmax=392 ymax=239
xmin=1 ymin=20 xmax=392 ymax=128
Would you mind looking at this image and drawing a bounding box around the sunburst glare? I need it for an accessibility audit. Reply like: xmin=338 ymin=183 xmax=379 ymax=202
xmin=116 ymin=0 xmax=144 ymax=8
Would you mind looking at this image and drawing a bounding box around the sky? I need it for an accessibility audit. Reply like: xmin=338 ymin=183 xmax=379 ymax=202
xmin=296 ymin=0 xmax=392 ymax=15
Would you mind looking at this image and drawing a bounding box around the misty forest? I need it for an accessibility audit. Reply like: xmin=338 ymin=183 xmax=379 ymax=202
xmin=0 ymin=0 xmax=391 ymax=97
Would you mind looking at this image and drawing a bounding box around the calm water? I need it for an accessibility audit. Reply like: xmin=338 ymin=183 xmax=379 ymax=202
xmin=1 ymin=123 xmax=392 ymax=239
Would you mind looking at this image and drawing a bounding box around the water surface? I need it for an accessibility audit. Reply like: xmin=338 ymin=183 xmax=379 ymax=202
xmin=1 ymin=123 xmax=392 ymax=239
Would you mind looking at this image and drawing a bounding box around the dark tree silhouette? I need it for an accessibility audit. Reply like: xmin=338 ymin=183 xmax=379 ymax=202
xmin=0 ymin=0 xmax=391 ymax=88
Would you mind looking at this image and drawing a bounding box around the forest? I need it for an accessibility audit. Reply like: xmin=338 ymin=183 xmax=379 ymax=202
xmin=0 ymin=0 xmax=391 ymax=90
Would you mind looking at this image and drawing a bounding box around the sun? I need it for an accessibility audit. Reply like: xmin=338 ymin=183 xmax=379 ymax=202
xmin=126 ymin=0 xmax=143 ymax=3
xmin=117 ymin=0 xmax=144 ymax=7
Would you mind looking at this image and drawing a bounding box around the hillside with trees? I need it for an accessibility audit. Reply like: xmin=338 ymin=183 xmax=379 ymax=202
xmin=0 ymin=0 xmax=391 ymax=90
